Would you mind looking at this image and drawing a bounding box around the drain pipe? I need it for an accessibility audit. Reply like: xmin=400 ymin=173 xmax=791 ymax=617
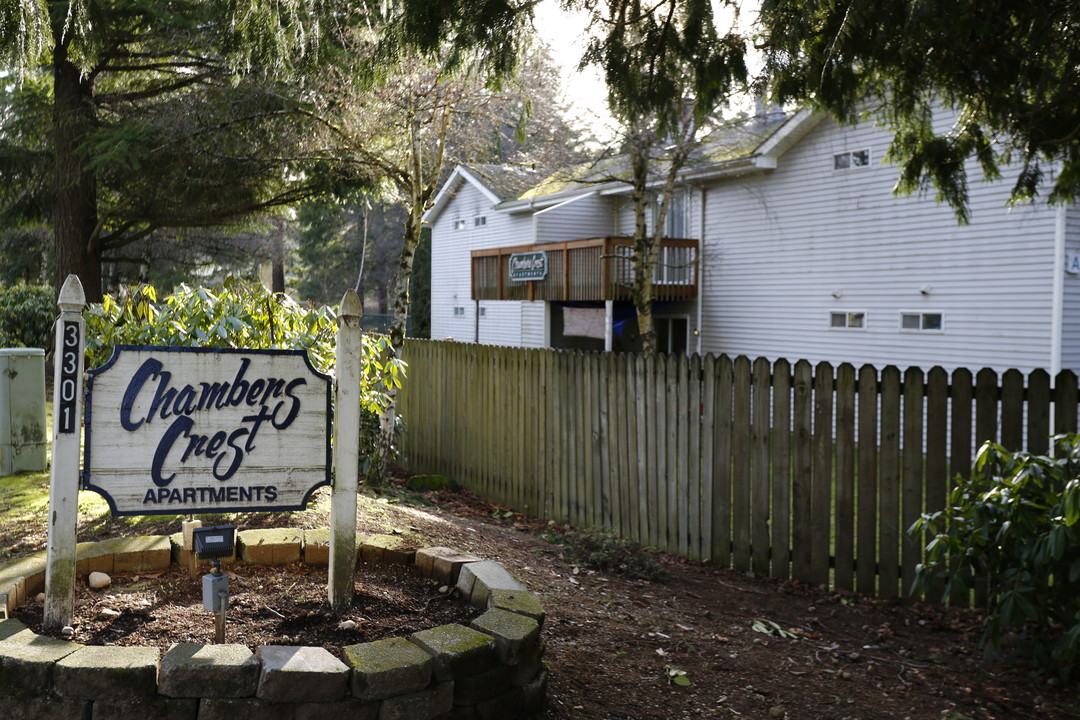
xmin=1051 ymin=204 xmax=1066 ymax=378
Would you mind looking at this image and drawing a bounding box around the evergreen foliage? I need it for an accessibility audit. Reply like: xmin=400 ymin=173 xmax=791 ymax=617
xmin=913 ymin=437 xmax=1080 ymax=681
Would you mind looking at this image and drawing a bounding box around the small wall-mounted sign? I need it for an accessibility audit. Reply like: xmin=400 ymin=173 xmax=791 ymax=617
xmin=1067 ymin=252 xmax=1080 ymax=275
xmin=83 ymin=346 xmax=331 ymax=515
xmin=508 ymin=251 xmax=548 ymax=281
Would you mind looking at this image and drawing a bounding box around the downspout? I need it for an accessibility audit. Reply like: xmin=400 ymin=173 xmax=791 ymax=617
xmin=1051 ymin=204 xmax=1066 ymax=378
xmin=696 ymin=185 xmax=705 ymax=356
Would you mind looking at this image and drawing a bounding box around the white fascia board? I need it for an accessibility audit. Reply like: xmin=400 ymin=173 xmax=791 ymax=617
xmin=499 ymin=183 xmax=619 ymax=214
xmin=423 ymin=165 xmax=503 ymax=223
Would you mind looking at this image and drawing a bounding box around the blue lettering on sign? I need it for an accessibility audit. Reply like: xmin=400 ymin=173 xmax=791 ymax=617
xmin=121 ymin=356 xmax=306 ymax=488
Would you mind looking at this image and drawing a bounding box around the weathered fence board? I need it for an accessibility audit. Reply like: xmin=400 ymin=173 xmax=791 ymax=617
xmin=398 ymin=340 xmax=1080 ymax=603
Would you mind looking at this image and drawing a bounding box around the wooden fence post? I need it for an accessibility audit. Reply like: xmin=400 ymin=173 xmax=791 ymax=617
xmin=43 ymin=275 xmax=85 ymax=631
xmin=329 ymin=290 xmax=363 ymax=612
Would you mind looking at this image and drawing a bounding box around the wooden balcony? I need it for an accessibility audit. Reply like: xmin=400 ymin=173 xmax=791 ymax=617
xmin=471 ymin=237 xmax=698 ymax=302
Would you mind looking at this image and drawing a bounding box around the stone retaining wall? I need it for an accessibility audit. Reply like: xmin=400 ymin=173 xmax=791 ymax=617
xmin=0 ymin=530 xmax=546 ymax=720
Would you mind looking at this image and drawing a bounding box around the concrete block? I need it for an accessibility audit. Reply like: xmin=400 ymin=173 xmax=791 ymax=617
xmin=91 ymin=696 xmax=197 ymax=720
xmin=452 ymin=663 xmax=514 ymax=705
xmin=487 ymin=589 xmax=545 ymax=628
xmin=0 ymin=694 xmax=89 ymax=719
xmin=53 ymin=645 xmax=160 ymax=700
xmin=255 ymin=645 xmax=348 ymax=702
xmin=295 ymin=699 xmax=378 ymax=720
xmin=455 ymin=561 xmax=526 ymax=607
xmin=415 ymin=547 xmax=480 ymax=585
xmin=409 ymin=624 xmax=495 ymax=681
xmin=196 ymin=697 xmax=295 ymax=720
xmin=469 ymin=609 xmax=540 ymax=665
xmin=377 ymin=681 xmax=453 ymax=720
xmin=0 ymin=619 xmax=27 ymax=641
xmin=0 ymin=631 xmax=82 ymax=692
xmin=239 ymin=529 xmax=302 ymax=565
xmin=360 ymin=535 xmax=415 ymax=566
xmin=344 ymin=637 xmax=432 ymax=701
xmin=158 ymin=643 xmax=259 ymax=698
xmin=303 ymin=529 xmax=365 ymax=566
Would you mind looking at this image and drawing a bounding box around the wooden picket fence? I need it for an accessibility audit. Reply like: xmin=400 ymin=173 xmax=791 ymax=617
xmin=397 ymin=340 xmax=1080 ymax=601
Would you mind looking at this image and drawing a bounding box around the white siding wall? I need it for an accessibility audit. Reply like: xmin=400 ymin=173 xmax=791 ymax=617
xmin=699 ymin=115 xmax=1060 ymax=374
xmin=430 ymin=179 xmax=530 ymax=346
xmin=1061 ymin=205 xmax=1080 ymax=372
xmin=533 ymin=194 xmax=614 ymax=243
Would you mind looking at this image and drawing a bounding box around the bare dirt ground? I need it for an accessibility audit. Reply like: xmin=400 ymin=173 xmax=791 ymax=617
xmin=5 ymin=475 xmax=1080 ymax=720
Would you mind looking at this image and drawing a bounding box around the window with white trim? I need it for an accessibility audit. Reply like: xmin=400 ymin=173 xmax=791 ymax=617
xmin=453 ymin=219 xmax=467 ymax=230
xmin=833 ymin=149 xmax=870 ymax=170
xmin=474 ymin=216 xmax=487 ymax=227
xmin=900 ymin=312 xmax=943 ymax=332
xmin=830 ymin=311 xmax=866 ymax=330
xmin=453 ymin=306 xmax=465 ymax=316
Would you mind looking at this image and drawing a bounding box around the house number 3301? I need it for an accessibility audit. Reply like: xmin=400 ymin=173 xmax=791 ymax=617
xmin=58 ymin=321 xmax=80 ymax=434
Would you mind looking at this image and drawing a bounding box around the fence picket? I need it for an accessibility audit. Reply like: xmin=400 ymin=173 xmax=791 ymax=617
xmin=752 ymin=357 xmax=772 ymax=576
xmin=834 ymin=364 xmax=856 ymax=591
xmin=712 ymin=356 xmax=733 ymax=566
xmin=771 ymin=359 xmax=792 ymax=580
xmin=732 ymin=356 xmax=752 ymax=571
xmin=1001 ymin=369 xmax=1024 ymax=451
xmin=688 ymin=355 xmax=704 ymax=561
xmin=902 ymin=368 xmax=925 ymax=600
xmin=701 ymin=355 xmax=717 ymax=562
xmin=879 ymin=366 xmax=901 ymax=599
xmin=856 ymin=365 xmax=878 ymax=596
xmin=791 ymin=360 xmax=813 ymax=583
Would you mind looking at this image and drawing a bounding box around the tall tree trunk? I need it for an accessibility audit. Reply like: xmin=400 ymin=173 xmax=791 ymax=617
xmin=629 ymin=126 xmax=658 ymax=357
xmin=52 ymin=42 xmax=101 ymax=302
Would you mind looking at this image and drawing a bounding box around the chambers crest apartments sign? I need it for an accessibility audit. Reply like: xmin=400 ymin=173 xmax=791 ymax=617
xmin=84 ymin=346 xmax=331 ymax=515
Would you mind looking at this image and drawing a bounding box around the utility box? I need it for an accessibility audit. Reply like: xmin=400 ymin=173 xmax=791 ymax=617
xmin=0 ymin=348 xmax=47 ymax=475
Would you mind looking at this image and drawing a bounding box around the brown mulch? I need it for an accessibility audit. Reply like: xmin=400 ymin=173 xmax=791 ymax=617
xmin=5 ymin=475 xmax=1080 ymax=719
xmin=15 ymin=562 xmax=480 ymax=662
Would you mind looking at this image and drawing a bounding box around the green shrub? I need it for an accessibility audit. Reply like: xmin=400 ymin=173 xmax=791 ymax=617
xmin=83 ymin=278 xmax=405 ymax=461
xmin=913 ymin=436 xmax=1080 ymax=681
xmin=0 ymin=283 xmax=54 ymax=351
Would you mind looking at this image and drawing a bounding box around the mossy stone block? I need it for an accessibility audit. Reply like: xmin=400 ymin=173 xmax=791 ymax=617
xmin=90 ymin=696 xmax=197 ymax=720
xmin=255 ymin=645 xmax=348 ymax=702
xmin=360 ymin=535 xmax=415 ymax=565
xmin=452 ymin=663 xmax=515 ymax=705
xmin=0 ymin=631 xmax=82 ymax=693
xmin=238 ymin=529 xmax=302 ymax=565
xmin=0 ymin=619 xmax=27 ymax=641
xmin=343 ymin=636 xmax=432 ymax=701
xmin=409 ymin=624 xmax=495 ymax=681
xmin=487 ymin=589 xmax=545 ymax=628
xmin=469 ymin=609 xmax=540 ymax=664
xmin=294 ymin=698 xmax=378 ymax=720
xmin=377 ymin=681 xmax=453 ymax=720
xmin=415 ymin=547 xmax=480 ymax=585
xmin=197 ymin=697 xmax=295 ymax=720
xmin=158 ymin=643 xmax=259 ymax=698
xmin=53 ymin=645 xmax=159 ymax=700
xmin=0 ymin=693 xmax=89 ymax=719
xmin=455 ymin=561 xmax=526 ymax=607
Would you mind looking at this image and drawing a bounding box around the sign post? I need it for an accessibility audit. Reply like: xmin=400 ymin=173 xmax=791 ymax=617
xmin=329 ymin=290 xmax=363 ymax=612
xmin=44 ymin=275 xmax=85 ymax=631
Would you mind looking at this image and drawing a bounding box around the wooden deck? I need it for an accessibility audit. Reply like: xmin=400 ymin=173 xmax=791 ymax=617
xmin=471 ymin=237 xmax=698 ymax=302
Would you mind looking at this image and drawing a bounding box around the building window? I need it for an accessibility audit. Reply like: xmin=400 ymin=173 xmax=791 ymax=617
xmin=479 ymin=307 xmax=486 ymax=317
xmin=663 ymin=191 xmax=688 ymax=238
xmin=474 ymin=216 xmax=487 ymax=227
xmin=655 ymin=316 xmax=689 ymax=354
xmin=900 ymin=312 xmax=943 ymax=332
xmin=830 ymin=311 xmax=866 ymax=330
xmin=453 ymin=219 xmax=466 ymax=230
xmin=833 ymin=149 xmax=870 ymax=170
xmin=453 ymin=306 xmax=465 ymax=316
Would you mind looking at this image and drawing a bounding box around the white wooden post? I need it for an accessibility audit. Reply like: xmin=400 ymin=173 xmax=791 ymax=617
xmin=329 ymin=289 xmax=363 ymax=612
xmin=44 ymin=275 xmax=86 ymax=631
xmin=604 ymin=300 xmax=614 ymax=352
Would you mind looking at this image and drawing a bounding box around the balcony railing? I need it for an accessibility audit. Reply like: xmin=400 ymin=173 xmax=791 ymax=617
xmin=471 ymin=237 xmax=698 ymax=302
